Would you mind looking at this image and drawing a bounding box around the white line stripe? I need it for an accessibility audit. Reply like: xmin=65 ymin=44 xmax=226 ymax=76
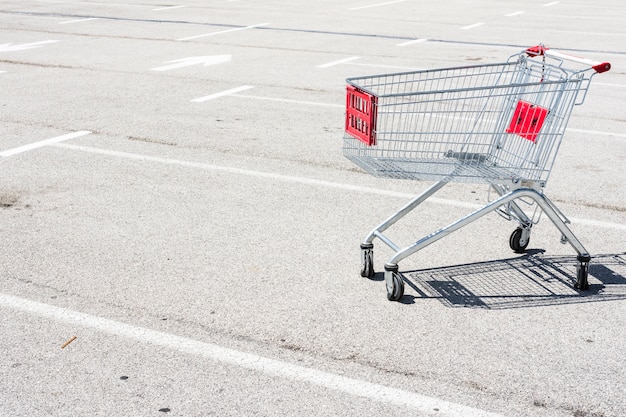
xmin=191 ymin=85 xmax=254 ymax=102
xmin=0 ymin=131 xmax=91 ymax=157
xmin=543 ymin=1 xmax=559 ymax=6
xmin=505 ymin=11 xmax=525 ymax=17
xmin=594 ymin=82 xmax=626 ymax=88
xmin=176 ymin=23 xmax=270 ymax=41
xmin=232 ymin=94 xmax=343 ymax=108
xmin=397 ymin=38 xmax=428 ymax=47
xmin=567 ymin=128 xmax=626 ymax=139
xmin=58 ymin=17 xmax=100 ymax=24
xmin=0 ymin=292 xmax=503 ymax=417
xmin=461 ymin=22 xmax=485 ymax=30
xmin=352 ymin=62 xmax=422 ymax=71
xmin=348 ymin=0 xmax=407 ymax=11
xmin=153 ymin=5 xmax=187 ymax=11
xmin=571 ymin=218 xmax=626 ymax=231
xmin=317 ymin=56 xmax=360 ymax=68
xmin=52 ymin=143 xmax=626 ymax=231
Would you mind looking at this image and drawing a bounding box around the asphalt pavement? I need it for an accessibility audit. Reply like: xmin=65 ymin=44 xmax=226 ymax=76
xmin=1 ymin=1 xmax=625 ymax=416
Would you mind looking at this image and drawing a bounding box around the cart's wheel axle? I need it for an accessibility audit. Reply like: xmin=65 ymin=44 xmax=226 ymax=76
xmin=509 ymin=227 xmax=531 ymax=253
xmin=575 ymin=255 xmax=591 ymax=290
xmin=384 ymin=264 xmax=404 ymax=301
xmin=360 ymin=243 xmax=374 ymax=278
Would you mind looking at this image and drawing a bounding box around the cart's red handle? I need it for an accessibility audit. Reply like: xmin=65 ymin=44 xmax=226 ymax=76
xmin=526 ymin=45 xmax=611 ymax=73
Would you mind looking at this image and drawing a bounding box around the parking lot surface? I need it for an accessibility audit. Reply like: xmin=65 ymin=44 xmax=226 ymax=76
xmin=1 ymin=1 xmax=625 ymax=416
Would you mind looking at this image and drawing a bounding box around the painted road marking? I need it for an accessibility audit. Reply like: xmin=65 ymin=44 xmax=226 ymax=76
xmin=397 ymin=38 xmax=428 ymax=47
xmin=153 ymin=5 xmax=187 ymax=11
xmin=150 ymin=55 xmax=231 ymax=71
xmin=567 ymin=128 xmax=626 ymax=139
xmin=177 ymin=23 xmax=270 ymax=41
xmin=348 ymin=0 xmax=407 ymax=11
xmin=0 ymin=40 xmax=58 ymax=53
xmin=505 ymin=11 xmax=525 ymax=17
xmin=352 ymin=62 xmax=422 ymax=71
xmin=0 ymin=131 xmax=91 ymax=157
xmin=58 ymin=17 xmax=100 ymax=24
xmin=0 ymin=292 xmax=504 ymax=417
xmin=461 ymin=22 xmax=485 ymax=30
xmin=544 ymin=1 xmax=560 ymax=6
xmin=317 ymin=56 xmax=360 ymax=68
xmin=191 ymin=85 xmax=254 ymax=102
xmin=232 ymin=94 xmax=343 ymax=108
xmin=595 ymin=82 xmax=626 ymax=88
xmin=53 ymin=143 xmax=626 ymax=232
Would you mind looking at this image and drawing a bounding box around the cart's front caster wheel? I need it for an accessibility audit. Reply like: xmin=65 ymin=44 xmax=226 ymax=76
xmin=384 ymin=265 xmax=404 ymax=301
xmin=509 ymin=227 xmax=530 ymax=253
xmin=360 ymin=243 xmax=374 ymax=278
xmin=575 ymin=255 xmax=591 ymax=290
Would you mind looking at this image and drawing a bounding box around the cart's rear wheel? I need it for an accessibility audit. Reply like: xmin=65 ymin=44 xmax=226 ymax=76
xmin=360 ymin=244 xmax=374 ymax=278
xmin=509 ymin=227 xmax=530 ymax=253
xmin=575 ymin=256 xmax=591 ymax=290
xmin=384 ymin=265 xmax=404 ymax=301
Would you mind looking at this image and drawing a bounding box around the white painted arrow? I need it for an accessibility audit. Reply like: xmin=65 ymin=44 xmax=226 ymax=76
xmin=150 ymin=55 xmax=231 ymax=72
xmin=0 ymin=40 xmax=59 ymax=53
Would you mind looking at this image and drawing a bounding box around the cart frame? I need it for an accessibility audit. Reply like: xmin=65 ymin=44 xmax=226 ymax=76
xmin=344 ymin=46 xmax=611 ymax=301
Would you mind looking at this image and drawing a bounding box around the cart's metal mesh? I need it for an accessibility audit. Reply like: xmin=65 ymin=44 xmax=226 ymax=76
xmin=343 ymin=55 xmax=588 ymax=186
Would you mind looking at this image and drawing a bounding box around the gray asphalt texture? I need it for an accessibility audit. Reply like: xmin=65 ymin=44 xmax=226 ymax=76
xmin=1 ymin=1 xmax=625 ymax=416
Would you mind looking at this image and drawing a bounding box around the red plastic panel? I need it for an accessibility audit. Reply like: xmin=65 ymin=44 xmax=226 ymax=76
xmin=345 ymin=85 xmax=377 ymax=146
xmin=506 ymin=100 xmax=549 ymax=142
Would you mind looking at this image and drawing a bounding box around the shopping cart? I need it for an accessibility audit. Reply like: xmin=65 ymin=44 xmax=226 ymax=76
xmin=343 ymin=45 xmax=611 ymax=301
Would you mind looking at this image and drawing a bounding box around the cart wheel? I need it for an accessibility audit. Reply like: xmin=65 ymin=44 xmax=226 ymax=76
xmin=509 ymin=227 xmax=530 ymax=253
xmin=360 ymin=245 xmax=374 ymax=279
xmin=384 ymin=265 xmax=404 ymax=301
xmin=361 ymin=251 xmax=374 ymax=279
xmin=575 ymin=256 xmax=590 ymax=290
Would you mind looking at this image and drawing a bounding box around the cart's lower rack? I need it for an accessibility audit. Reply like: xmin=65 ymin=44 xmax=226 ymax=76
xmin=344 ymin=152 xmax=547 ymax=185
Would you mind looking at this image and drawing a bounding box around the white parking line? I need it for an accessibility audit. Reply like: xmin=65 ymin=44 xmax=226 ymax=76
xmin=0 ymin=131 xmax=91 ymax=157
xmin=0 ymin=292 xmax=504 ymax=417
xmin=232 ymin=94 xmax=343 ymax=108
xmin=505 ymin=11 xmax=525 ymax=17
xmin=595 ymin=82 xmax=626 ymax=88
xmin=567 ymin=128 xmax=626 ymax=139
xmin=153 ymin=5 xmax=187 ymax=11
xmin=397 ymin=38 xmax=428 ymax=47
xmin=352 ymin=62 xmax=422 ymax=71
xmin=191 ymin=85 xmax=254 ymax=102
xmin=58 ymin=17 xmax=100 ymax=24
xmin=177 ymin=23 xmax=270 ymax=41
xmin=317 ymin=56 xmax=360 ymax=68
xmin=348 ymin=0 xmax=407 ymax=11
xmin=461 ymin=22 xmax=485 ymax=30
xmin=53 ymin=143 xmax=626 ymax=232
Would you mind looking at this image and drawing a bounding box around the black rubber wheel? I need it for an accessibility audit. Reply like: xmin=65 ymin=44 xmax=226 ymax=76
xmin=385 ymin=269 xmax=404 ymax=301
xmin=360 ymin=248 xmax=374 ymax=278
xmin=509 ymin=227 xmax=530 ymax=253
xmin=575 ymin=262 xmax=589 ymax=290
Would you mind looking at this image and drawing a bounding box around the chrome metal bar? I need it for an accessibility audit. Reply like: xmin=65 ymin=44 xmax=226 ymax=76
xmin=491 ymin=183 xmax=533 ymax=227
xmin=373 ymin=231 xmax=401 ymax=253
xmin=362 ymin=176 xmax=451 ymax=245
xmin=386 ymin=187 xmax=589 ymax=266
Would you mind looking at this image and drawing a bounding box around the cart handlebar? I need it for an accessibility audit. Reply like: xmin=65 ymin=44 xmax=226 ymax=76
xmin=526 ymin=45 xmax=611 ymax=73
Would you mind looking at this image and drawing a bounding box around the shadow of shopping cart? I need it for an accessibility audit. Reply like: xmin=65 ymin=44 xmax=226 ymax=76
xmin=399 ymin=252 xmax=626 ymax=309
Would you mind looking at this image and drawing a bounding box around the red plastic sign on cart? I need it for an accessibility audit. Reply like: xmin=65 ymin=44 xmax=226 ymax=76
xmin=345 ymin=86 xmax=377 ymax=146
xmin=506 ymin=100 xmax=549 ymax=142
